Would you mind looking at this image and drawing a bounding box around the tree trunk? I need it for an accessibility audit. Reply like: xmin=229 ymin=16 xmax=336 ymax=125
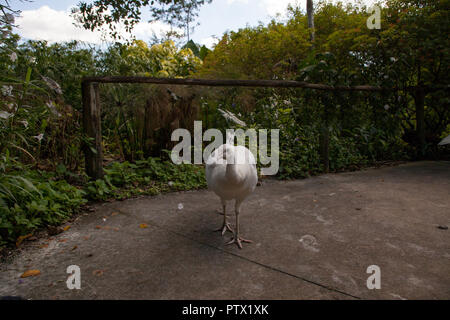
xmin=307 ymin=0 xmax=315 ymax=42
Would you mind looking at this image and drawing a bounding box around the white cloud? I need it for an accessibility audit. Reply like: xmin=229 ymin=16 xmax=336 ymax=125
xmin=131 ymin=20 xmax=179 ymax=41
xmin=14 ymin=5 xmax=176 ymax=44
xmin=260 ymin=0 xmax=302 ymax=16
xmin=227 ymin=0 xmax=298 ymax=16
xmin=259 ymin=0 xmax=375 ymax=17
xmin=200 ymin=36 xmax=218 ymax=49
xmin=227 ymin=0 xmax=249 ymax=4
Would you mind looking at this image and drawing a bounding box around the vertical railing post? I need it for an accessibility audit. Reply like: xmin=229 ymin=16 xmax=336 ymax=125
xmin=320 ymin=123 xmax=330 ymax=173
xmin=319 ymin=96 xmax=330 ymax=173
xmin=82 ymin=81 xmax=103 ymax=179
xmin=413 ymin=86 xmax=426 ymax=156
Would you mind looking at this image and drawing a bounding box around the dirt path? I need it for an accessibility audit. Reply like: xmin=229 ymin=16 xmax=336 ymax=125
xmin=1 ymin=161 xmax=449 ymax=299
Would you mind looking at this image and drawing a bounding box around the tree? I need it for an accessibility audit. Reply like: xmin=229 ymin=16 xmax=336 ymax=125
xmin=72 ymin=0 xmax=212 ymax=42
xmin=306 ymin=0 xmax=315 ymax=42
xmin=183 ymin=39 xmax=199 ymax=56
xmin=181 ymin=40 xmax=210 ymax=60
xmin=151 ymin=0 xmax=211 ymax=42
xmin=1 ymin=0 xmax=31 ymax=38
xmin=378 ymin=0 xmax=450 ymax=152
xmin=198 ymin=44 xmax=210 ymax=60
xmin=99 ymin=39 xmax=202 ymax=77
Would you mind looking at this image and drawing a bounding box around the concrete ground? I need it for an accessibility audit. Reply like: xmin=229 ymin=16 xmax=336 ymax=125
xmin=0 ymin=161 xmax=449 ymax=300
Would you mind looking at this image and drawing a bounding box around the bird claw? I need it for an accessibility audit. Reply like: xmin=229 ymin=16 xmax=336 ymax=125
xmin=226 ymin=236 xmax=252 ymax=249
xmin=215 ymin=223 xmax=234 ymax=236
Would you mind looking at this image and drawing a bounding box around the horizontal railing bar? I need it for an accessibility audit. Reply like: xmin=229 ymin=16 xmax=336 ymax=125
xmin=81 ymin=76 xmax=449 ymax=92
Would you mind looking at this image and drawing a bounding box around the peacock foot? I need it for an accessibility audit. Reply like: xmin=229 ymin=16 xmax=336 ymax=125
xmin=226 ymin=235 xmax=252 ymax=249
xmin=215 ymin=222 xmax=234 ymax=236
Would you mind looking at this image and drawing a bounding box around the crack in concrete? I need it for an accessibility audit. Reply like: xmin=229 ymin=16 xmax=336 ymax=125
xmin=121 ymin=210 xmax=362 ymax=300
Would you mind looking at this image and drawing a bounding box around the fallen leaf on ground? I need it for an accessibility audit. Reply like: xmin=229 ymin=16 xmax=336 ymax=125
xmin=111 ymin=212 xmax=119 ymax=216
xmin=21 ymin=269 xmax=41 ymax=278
xmin=16 ymin=234 xmax=33 ymax=247
xmin=63 ymin=225 xmax=71 ymax=231
xmin=71 ymin=245 xmax=78 ymax=251
xmin=94 ymin=226 xmax=118 ymax=231
xmin=92 ymin=270 xmax=104 ymax=276
xmin=139 ymin=223 xmax=148 ymax=229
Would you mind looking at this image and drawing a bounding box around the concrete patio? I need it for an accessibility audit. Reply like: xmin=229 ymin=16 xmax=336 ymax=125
xmin=1 ymin=161 xmax=449 ymax=300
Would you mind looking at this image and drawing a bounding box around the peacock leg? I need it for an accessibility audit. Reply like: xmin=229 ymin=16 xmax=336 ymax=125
xmin=226 ymin=201 xmax=252 ymax=249
xmin=215 ymin=203 xmax=233 ymax=236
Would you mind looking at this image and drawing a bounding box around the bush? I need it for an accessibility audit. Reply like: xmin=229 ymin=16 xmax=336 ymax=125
xmin=86 ymin=157 xmax=207 ymax=201
xmin=0 ymin=156 xmax=206 ymax=246
xmin=0 ymin=159 xmax=86 ymax=245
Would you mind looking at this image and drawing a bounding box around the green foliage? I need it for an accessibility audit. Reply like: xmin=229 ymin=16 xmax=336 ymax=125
xmin=95 ymin=40 xmax=203 ymax=162
xmin=0 ymin=31 xmax=204 ymax=246
xmin=181 ymin=40 xmax=211 ymax=60
xmin=0 ymin=159 xmax=87 ymax=245
xmin=0 ymin=38 xmax=98 ymax=171
xmin=0 ymin=155 xmax=206 ymax=246
xmin=1 ymin=34 xmax=202 ymax=170
xmin=199 ymin=20 xmax=310 ymax=79
xmin=199 ymin=0 xmax=449 ymax=167
xmin=198 ymin=45 xmax=211 ymax=60
xmin=183 ymin=40 xmax=200 ymax=56
xmin=18 ymin=40 xmax=97 ymax=111
xmin=100 ymin=40 xmax=202 ymax=77
xmin=85 ymin=157 xmax=206 ymax=201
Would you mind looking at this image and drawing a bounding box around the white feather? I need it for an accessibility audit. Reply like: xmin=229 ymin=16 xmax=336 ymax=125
xmin=205 ymin=142 xmax=258 ymax=203
xmin=438 ymin=134 xmax=450 ymax=146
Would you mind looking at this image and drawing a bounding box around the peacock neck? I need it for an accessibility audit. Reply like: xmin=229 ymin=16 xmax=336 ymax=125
xmin=225 ymin=153 xmax=242 ymax=185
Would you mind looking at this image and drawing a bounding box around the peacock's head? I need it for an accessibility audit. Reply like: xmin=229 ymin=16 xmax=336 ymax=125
xmin=222 ymin=145 xmax=235 ymax=163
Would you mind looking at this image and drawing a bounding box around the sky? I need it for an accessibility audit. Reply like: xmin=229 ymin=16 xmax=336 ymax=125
xmin=11 ymin=0 xmax=376 ymax=48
